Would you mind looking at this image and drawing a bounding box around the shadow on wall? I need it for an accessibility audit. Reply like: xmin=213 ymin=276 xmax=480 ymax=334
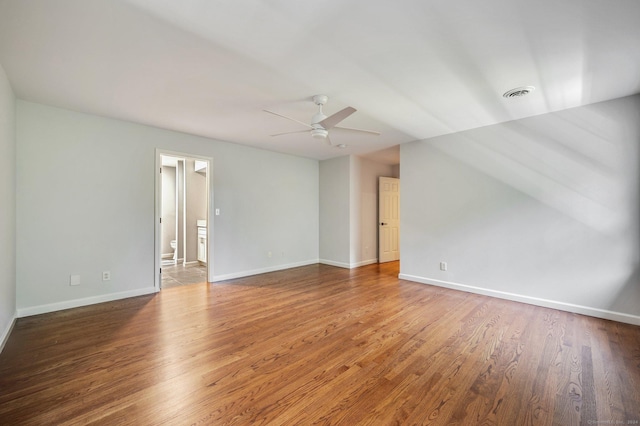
xmin=432 ymin=107 xmax=635 ymax=235
xmin=424 ymin=96 xmax=640 ymax=313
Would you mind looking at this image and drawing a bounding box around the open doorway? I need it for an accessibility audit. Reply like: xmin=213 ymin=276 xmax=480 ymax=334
xmin=155 ymin=150 xmax=212 ymax=290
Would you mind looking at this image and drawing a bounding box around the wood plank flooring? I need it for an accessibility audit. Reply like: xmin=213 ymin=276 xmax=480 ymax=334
xmin=1 ymin=262 xmax=639 ymax=425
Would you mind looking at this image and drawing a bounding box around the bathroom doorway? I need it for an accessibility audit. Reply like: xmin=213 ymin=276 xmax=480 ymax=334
xmin=155 ymin=150 xmax=212 ymax=290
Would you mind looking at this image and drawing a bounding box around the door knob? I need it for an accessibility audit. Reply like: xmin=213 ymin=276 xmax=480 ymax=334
xmin=381 ymin=222 xmax=388 ymax=226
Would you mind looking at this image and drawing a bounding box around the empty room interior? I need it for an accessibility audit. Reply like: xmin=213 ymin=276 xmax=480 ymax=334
xmin=1 ymin=1 xmax=639 ymax=424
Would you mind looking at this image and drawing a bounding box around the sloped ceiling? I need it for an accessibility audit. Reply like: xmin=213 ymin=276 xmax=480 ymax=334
xmin=0 ymin=0 xmax=639 ymax=161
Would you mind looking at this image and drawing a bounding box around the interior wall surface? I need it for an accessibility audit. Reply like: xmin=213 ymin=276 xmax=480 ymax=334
xmin=0 ymin=62 xmax=16 ymax=348
xmin=160 ymin=165 xmax=176 ymax=256
xmin=319 ymin=156 xmax=351 ymax=267
xmin=351 ymin=156 xmax=395 ymax=266
xmin=185 ymin=159 xmax=207 ymax=263
xmin=400 ymin=95 xmax=640 ymax=324
xmin=16 ymin=101 xmax=319 ymax=315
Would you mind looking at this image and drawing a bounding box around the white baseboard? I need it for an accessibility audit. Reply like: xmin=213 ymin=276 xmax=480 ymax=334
xmin=320 ymin=258 xmax=378 ymax=269
xmin=16 ymin=287 xmax=158 ymax=318
xmin=399 ymin=274 xmax=640 ymax=326
xmin=161 ymin=253 xmax=174 ymax=259
xmin=319 ymin=259 xmax=351 ymax=269
xmin=352 ymin=258 xmax=378 ymax=268
xmin=0 ymin=313 xmax=17 ymax=353
xmin=212 ymin=259 xmax=319 ymax=282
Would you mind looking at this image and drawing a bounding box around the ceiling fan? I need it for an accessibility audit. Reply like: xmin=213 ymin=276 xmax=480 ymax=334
xmin=263 ymin=95 xmax=380 ymax=147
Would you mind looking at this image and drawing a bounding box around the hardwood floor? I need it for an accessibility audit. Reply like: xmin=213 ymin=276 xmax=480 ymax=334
xmin=1 ymin=262 xmax=639 ymax=425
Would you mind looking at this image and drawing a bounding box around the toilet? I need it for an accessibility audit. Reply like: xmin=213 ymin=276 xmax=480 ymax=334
xmin=170 ymin=240 xmax=177 ymax=260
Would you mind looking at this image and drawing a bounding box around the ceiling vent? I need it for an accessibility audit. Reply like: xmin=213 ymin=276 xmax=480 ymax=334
xmin=503 ymin=86 xmax=535 ymax=98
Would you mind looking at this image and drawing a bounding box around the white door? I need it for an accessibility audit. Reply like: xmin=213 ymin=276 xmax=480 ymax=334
xmin=379 ymin=177 xmax=400 ymax=263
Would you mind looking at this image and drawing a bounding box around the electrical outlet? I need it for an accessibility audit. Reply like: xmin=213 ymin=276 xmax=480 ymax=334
xmin=102 ymin=271 xmax=111 ymax=281
xmin=70 ymin=275 xmax=81 ymax=286
xmin=440 ymin=262 xmax=447 ymax=271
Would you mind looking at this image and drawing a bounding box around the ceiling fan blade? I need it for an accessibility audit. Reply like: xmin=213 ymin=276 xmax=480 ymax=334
xmin=334 ymin=125 xmax=381 ymax=136
xmin=318 ymin=106 xmax=356 ymax=129
xmin=263 ymin=109 xmax=312 ymax=129
xmin=270 ymin=129 xmax=310 ymax=137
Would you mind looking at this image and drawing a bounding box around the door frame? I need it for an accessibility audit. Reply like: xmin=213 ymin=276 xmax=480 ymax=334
xmin=155 ymin=148 xmax=213 ymax=290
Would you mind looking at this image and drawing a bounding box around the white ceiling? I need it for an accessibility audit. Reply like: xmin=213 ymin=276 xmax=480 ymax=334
xmin=1 ymin=0 xmax=639 ymax=163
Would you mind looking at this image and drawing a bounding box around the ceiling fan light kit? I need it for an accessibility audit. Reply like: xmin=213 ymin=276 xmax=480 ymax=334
xmin=264 ymin=94 xmax=380 ymax=145
xmin=311 ymin=128 xmax=328 ymax=139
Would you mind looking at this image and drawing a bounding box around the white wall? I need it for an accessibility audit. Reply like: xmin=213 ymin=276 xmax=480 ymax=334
xmin=0 ymin=63 xmax=16 ymax=348
xmin=400 ymin=95 xmax=640 ymax=325
xmin=160 ymin=165 xmax=176 ymax=256
xmin=176 ymin=160 xmax=185 ymax=260
xmin=351 ymin=156 xmax=395 ymax=266
xmin=320 ymin=155 xmax=395 ymax=268
xmin=16 ymin=101 xmax=319 ymax=315
xmin=185 ymin=159 xmax=206 ymax=262
xmin=319 ymin=156 xmax=351 ymax=267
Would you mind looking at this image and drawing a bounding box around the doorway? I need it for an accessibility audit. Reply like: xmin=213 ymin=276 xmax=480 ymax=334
xmin=155 ymin=150 xmax=212 ymax=290
xmin=379 ymin=176 xmax=400 ymax=263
